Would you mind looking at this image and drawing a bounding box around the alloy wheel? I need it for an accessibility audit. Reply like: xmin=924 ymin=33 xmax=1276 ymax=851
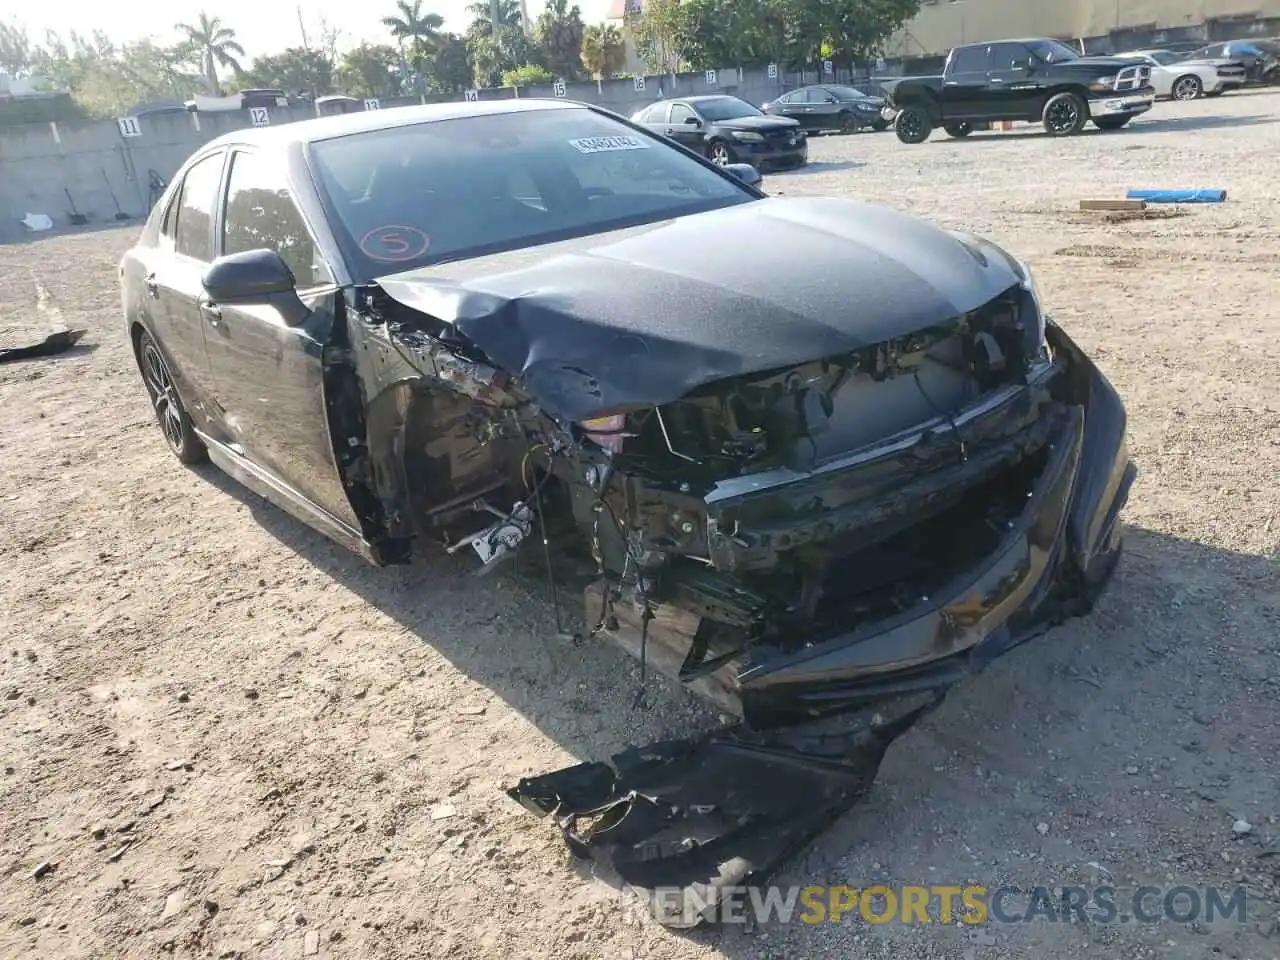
xmin=709 ymin=143 xmax=730 ymax=165
xmin=142 ymin=341 xmax=186 ymax=455
xmin=1046 ymin=99 xmax=1080 ymax=133
xmin=1173 ymin=76 xmax=1202 ymax=100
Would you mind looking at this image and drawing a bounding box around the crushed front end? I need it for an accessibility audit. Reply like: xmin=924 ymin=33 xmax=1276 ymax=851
xmin=349 ymin=216 xmax=1133 ymax=927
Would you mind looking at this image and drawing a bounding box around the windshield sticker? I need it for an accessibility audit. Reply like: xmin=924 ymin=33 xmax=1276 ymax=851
xmin=359 ymin=225 xmax=430 ymax=262
xmin=569 ymin=135 xmax=651 ymax=154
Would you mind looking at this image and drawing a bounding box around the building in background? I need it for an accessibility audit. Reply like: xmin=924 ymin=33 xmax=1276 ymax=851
xmin=606 ymin=0 xmax=647 ymax=74
xmin=886 ymin=0 xmax=1280 ymax=59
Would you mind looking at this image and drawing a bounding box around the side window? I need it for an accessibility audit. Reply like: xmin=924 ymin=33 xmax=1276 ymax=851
xmin=638 ymin=104 xmax=666 ymax=123
xmin=222 ymin=151 xmax=332 ymax=288
xmin=173 ymin=152 xmax=225 ymax=262
xmin=669 ymin=103 xmax=697 ymax=123
xmin=777 ymin=91 xmax=798 ymax=104
xmin=804 ymin=87 xmax=827 ymax=102
xmin=949 ymin=45 xmax=989 ymax=74
xmin=989 ymin=43 xmax=1030 ymax=70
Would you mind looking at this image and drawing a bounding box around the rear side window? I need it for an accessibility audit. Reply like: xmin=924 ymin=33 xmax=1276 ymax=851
xmin=222 ymin=150 xmax=332 ymax=288
xmin=174 ymin=152 xmax=225 ymax=261
xmin=949 ymin=45 xmax=989 ymax=74
xmin=989 ymin=43 xmax=1031 ymax=70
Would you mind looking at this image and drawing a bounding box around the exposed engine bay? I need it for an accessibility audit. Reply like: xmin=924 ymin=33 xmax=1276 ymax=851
xmin=341 ymin=273 xmax=1075 ymax=711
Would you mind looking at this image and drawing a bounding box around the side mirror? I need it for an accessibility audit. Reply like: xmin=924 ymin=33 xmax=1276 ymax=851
xmin=684 ymin=115 xmax=702 ymax=126
xmin=202 ymin=248 xmax=296 ymax=302
xmin=723 ymin=162 xmax=762 ymax=187
xmin=824 ymin=95 xmax=838 ymax=103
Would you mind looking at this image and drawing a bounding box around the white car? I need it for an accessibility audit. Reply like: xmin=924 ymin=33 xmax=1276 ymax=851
xmin=1115 ymin=49 xmax=1247 ymax=100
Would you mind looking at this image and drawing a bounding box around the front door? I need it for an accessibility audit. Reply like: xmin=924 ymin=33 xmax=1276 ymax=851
xmin=666 ymin=102 xmax=707 ymax=150
xmin=985 ymin=42 xmax=1044 ymax=120
xmin=200 ymin=148 xmax=360 ymax=530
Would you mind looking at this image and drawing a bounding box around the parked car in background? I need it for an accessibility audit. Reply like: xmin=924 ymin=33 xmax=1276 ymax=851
xmin=1181 ymin=40 xmax=1280 ymax=85
xmin=761 ymin=84 xmax=889 ymax=132
xmin=1114 ymin=49 xmax=1248 ymax=99
xmin=631 ymin=95 xmax=807 ymax=169
xmin=882 ymin=38 xmax=1154 ymax=143
xmin=315 ymin=94 xmax=363 ymax=116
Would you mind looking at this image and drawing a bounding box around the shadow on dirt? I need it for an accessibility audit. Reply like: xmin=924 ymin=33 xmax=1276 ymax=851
xmin=196 ymin=469 xmax=1278 ymax=949
xmin=931 ymin=113 xmax=1277 ymax=144
xmin=778 ymin=159 xmax=866 ymax=175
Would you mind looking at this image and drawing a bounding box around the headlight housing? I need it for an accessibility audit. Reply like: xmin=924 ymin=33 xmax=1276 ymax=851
xmin=731 ymin=131 xmax=765 ymax=142
xmin=1016 ymin=259 xmax=1048 ymax=357
xmin=1088 ymin=75 xmax=1118 ymax=91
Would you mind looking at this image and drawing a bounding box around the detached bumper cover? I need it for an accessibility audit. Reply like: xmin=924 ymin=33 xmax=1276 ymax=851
xmin=507 ymin=323 xmax=1134 ymax=926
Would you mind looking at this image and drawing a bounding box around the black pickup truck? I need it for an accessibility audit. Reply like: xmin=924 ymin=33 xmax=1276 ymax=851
xmin=881 ymin=38 xmax=1155 ymax=143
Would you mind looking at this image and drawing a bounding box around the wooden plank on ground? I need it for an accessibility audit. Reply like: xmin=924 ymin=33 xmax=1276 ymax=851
xmin=583 ymin=579 xmax=744 ymax=717
xmin=1080 ymin=199 xmax=1147 ymax=211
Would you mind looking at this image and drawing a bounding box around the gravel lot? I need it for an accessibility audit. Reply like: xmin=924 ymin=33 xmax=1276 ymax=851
xmin=2 ymin=89 xmax=1278 ymax=960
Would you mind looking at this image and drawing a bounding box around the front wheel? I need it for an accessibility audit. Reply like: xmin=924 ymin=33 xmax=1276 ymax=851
xmin=1171 ymin=74 xmax=1203 ymax=101
xmin=1093 ymin=116 xmax=1133 ymax=131
xmin=707 ymin=140 xmax=733 ymax=165
xmin=894 ymin=105 xmax=932 ymax=144
xmin=138 ymin=330 xmax=207 ymax=465
xmin=837 ymin=110 xmax=860 ymax=133
xmin=943 ymin=121 xmax=973 ymax=138
xmin=1042 ymin=91 xmax=1088 ymax=136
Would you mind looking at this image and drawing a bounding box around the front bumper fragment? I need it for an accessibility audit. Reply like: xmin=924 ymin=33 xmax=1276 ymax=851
xmin=1089 ymin=93 xmax=1155 ymax=117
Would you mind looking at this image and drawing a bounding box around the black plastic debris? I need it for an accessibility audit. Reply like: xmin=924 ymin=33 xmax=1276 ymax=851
xmin=507 ymin=694 xmax=943 ymax=927
xmin=0 ymin=329 xmax=87 ymax=364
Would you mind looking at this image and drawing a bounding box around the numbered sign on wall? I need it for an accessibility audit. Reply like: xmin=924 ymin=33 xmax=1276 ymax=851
xmin=249 ymin=107 xmax=270 ymax=126
xmin=363 ymin=98 xmax=380 ymax=110
xmin=705 ymin=69 xmax=717 ymax=86
xmin=633 ymin=76 xmax=645 ymax=92
xmin=767 ymin=63 xmax=778 ymax=79
xmin=823 ymin=60 xmax=833 ymax=75
xmin=553 ymin=79 xmax=567 ymax=97
xmin=465 ymin=89 xmax=479 ymax=101
xmin=116 ymin=116 xmax=142 ymax=138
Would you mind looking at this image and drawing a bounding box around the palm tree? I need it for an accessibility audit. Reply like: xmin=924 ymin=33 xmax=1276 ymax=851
xmin=382 ymin=0 xmax=445 ymax=56
xmin=175 ymin=12 xmax=245 ymax=94
xmin=466 ymin=0 xmax=523 ymax=34
xmin=580 ymin=23 xmax=625 ymax=79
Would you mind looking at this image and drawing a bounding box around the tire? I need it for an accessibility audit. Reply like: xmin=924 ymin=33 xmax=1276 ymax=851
xmin=943 ymin=121 xmax=973 ymax=138
xmin=1171 ymin=74 xmax=1203 ymax=101
xmin=707 ymin=139 xmax=734 ymax=165
xmin=1204 ymin=89 xmax=1224 ymax=98
xmin=1042 ymin=91 xmax=1088 ymax=136
xmin=894 ymin=104 xmax=932 ymax=144
xmin=137 ymin=329 xmax=207 ymax=465
xmin=836 ymin=110 xmax=860 ymax=133
xmin=1092 ymin=116 xmax=1132 ymax=130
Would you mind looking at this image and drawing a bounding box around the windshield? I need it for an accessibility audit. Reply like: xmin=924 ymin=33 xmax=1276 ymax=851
xmin=1147 ymin=50 xmax=1182 ymax=65
xmin=308 ymin=108 xmax=754 ymax=280
xmin=1026 ymin=39 xmax=1080 ymax=63
xmin=827 ymin=85 xmax=871 ymax=99
xmin=695 ymin=96 xmax=762 ymax=121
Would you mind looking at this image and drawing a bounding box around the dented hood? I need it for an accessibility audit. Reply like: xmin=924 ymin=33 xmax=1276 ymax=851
xmin=376 ymin=196 xmax=1021 ymax=421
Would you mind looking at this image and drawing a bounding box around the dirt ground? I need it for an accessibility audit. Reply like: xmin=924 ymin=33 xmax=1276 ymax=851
xmin=2 ymin=90 xmax=1278 ymax=960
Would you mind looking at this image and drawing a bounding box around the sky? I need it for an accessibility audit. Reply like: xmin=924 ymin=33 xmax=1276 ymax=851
xmin=11 ymin=0 xmax=616 ymax=59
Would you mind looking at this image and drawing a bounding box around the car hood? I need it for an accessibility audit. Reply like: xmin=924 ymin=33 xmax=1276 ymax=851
xmin=375 ymin=197 xmax=1023 ymax=421
xmin=1058 ymin=55 xmax=1148 ymax=70
xmin=715 ymin=114 xmax=799 ymax=132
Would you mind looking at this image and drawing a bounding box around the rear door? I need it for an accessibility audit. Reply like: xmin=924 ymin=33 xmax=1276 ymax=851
xmin=941 ymin=45 xmax=993 ymax=120
xmin=634 ymin=102 xmax=671 ymax=139
xmin=145 ymin=149 xmax=227 ymax=427
xmin=201 ymin=147 xmax=359 ymax=527
xmin=770 ymin=89 xmax=809 ymax=125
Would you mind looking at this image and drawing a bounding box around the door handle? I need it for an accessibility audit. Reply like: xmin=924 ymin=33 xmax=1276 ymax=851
xmin=198 ymin=299 xmax=222 ymax=326
xmin=990 ymin=77 xmax=1005 ymax=83
xmin=143 ymin=274 xmax=159 ymax=298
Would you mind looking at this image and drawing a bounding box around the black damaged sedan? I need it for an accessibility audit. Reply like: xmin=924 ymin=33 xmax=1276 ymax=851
xmin=121 ymin=99 xmax=1134 ymax=925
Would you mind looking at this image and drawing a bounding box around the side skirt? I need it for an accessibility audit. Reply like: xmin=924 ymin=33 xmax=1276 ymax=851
xmin=200 ymin=431 xmax=382 ymax=565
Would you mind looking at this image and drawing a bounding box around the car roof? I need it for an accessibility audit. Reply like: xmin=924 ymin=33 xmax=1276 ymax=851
xmin=201 ymin=97 xmax=587 ymax=151
xmin=647 ymin=95 xmax=746 ymax=105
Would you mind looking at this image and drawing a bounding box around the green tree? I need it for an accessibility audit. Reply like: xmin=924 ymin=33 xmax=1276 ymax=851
xmin=819 ymin=0 xmax=921 ymax=64
xmin=625 ymin=0 xmax=689 ymax=73
xmin=579 ymin=23 xmax=626 ymax=79
xmin=246 ymin=47 xmax=334 ymax=96
xmin=381 ymin=0 xmax=445 ymax=77
xmin=174 ymin=12 xmax=245 ymax=94
xmin=0 ymin=20 xmax=35 ymax=77
xmin=336 ymin=42 xmax=402 ymax=98
xmin=32 ymin=31 xmax=203 ymax=116
xmin=465 ymin=0 xmax=533 ymax=87
xmin=422 ymin=33 xmax=473 ymax=92
xmin=534 ymin=0 xmax=585 ymax=80
xmin=501 ymin=63 xmax=553 ymax=86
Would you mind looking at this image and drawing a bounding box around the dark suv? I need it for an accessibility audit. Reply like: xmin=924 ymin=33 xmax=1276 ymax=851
xmin=631 ymin=95 xmax=808 ymax=170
